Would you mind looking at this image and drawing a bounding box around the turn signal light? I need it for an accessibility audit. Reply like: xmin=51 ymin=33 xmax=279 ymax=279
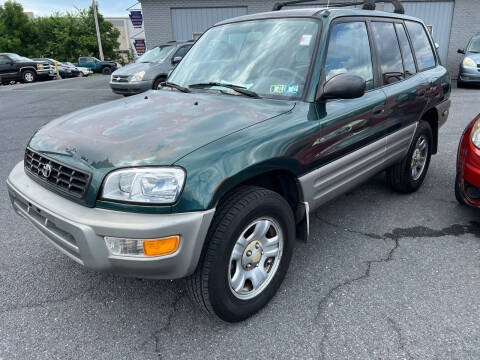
xmin=143 ymin=236 xmax=180 ymax=257
xmin=104 ymin=235 xmax=180 ymax=257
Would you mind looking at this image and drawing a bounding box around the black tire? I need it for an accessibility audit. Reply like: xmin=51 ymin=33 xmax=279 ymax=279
xmin=457 ymin=79 xmax=464 ymax=88
xmin=387 ymin=120 xmax=433 ymax=193
xmin=102 ymin=67 xmax=112 ymax=75
xmin=186 ymin=186 xmax=296 ymax=322
xmin=153 ymin=77 xmax=165 ymax=90
xmin=22 ymin=69 xmax=37 ymax=83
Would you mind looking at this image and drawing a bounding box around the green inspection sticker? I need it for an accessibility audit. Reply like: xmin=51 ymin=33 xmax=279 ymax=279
xmin=270 ymin=84 xmax=299 ymax=95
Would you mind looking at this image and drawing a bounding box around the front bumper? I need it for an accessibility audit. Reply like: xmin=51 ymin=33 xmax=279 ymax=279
xmin=459 ymin=65 xmax=480 ymax=83
xmin=7 ymin=161 xmax=215 ymax=279
xmin=109 ymin=80 xmax=153 ymax=95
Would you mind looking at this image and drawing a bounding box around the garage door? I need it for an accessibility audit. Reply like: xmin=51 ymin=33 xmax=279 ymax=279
xmin=384 ymin=1 xmax=454 ymax=63
xmin=171 ymin=7 xmax=248 ymax=41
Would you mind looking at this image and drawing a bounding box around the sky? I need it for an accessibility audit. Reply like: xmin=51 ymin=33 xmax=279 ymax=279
xmin=0 ymin=0 xmax=138 ymax=17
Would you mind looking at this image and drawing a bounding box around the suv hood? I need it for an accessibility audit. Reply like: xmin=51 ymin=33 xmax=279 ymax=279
xmin=29 ymin=90 xmax=294 ymax=170
xmin=113 ymin=61 xmax=167 ymax=77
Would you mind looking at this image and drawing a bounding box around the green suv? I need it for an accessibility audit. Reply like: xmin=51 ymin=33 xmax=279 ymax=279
xmin=7 ymin=1 xmax=451 ymax=322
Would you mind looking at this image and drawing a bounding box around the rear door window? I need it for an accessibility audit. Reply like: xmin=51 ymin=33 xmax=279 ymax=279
xmin=405 ymin=21 xmax=436 ymax=70
xmin=370 ymin=22 xmax=404 ymax=85
xmin=394 ymin=23 xmax=417 ymax=77
xmin=325 ymin=21 xmax=374 ymax=90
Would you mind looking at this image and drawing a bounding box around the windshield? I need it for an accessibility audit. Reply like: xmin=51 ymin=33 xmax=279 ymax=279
xmin=169 ymin=19 xmax=320 ymax=99
xmin=8 ymin=54 xmax=32 ymax=62
xmin=467 ymin=38 xmax=480 ymax=53
xmin=136 ymin=46 xmax=175 ymax=63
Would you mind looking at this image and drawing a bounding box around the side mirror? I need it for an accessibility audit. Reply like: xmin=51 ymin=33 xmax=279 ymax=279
xmin=318 ymin=73 xmax=366 ymax=101
xmin=458 ymin=49 xmax=465 ymax=54
xmin=172 ymin=56 xmax=183 ymax=65
xmin=435 ymin=43 xmax=440 ymax=50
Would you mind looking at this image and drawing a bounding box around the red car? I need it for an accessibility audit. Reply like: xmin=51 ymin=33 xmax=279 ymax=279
xmin=456 ymin=114 xmax=480 ymax=205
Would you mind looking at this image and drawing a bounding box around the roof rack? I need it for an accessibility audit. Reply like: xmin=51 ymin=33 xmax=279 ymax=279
xmin=272 ymin=0 xmax=405 ymax=14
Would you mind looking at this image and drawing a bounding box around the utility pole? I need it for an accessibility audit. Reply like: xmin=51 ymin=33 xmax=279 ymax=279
xmin=92 ymin=0 xmax=104 ymax=60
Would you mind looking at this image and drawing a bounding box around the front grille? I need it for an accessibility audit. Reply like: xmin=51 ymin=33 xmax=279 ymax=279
xmin=24 ymin=148 xmax=91 ymax=199
xmin=112 ymin=75 xmax=129 ymax=83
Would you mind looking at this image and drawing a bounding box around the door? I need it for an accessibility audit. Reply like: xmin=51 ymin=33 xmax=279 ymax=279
xmin=171 ymin=7 xmax=247 ymax=41
xmin=369 ymin=20 xmax=428 ymax=166
xmin=0 ymin=55 xmax=16 ymax=80
xmin=300 ymin=20 xmax=388 ymax=209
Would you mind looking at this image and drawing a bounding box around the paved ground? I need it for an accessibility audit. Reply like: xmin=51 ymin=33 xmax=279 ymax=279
xmin=0 ymin=76 xmax=479 ymax=360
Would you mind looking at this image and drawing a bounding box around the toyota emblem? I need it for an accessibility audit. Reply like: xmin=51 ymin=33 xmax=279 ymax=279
xmin=41 ymin=163 xmax=52 ymax=178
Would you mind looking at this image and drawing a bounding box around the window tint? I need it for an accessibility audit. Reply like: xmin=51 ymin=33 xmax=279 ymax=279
xmin=79 ymin=58 xmax=86 ymax=63
xmin=394 ymin=23 xmax=417 ymax=77
xmin=174 ymin=45 xmax=190 ymax=59
xmin=371 ymin=22 xmax=404 ymax=85
xmin=325 ymin=22 xmax=374 ymax=90
xmin=0 ymin=55 xmax=10 ymax=65
xmin=405 ymin=21 xmax=436 ymax=70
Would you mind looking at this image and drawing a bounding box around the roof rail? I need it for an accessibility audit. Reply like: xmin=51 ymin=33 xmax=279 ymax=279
xmin=272 ymin=0 xmax=405 ymax=14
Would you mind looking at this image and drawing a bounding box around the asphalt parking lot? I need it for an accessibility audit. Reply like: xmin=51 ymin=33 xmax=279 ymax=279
xmin=0 ymin=76 xmax=479 ymax=359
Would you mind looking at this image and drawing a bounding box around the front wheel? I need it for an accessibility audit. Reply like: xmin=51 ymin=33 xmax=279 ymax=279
xmin=387 ymin=120 xmax=433 ymax=193
xmin=186 ymin=186 xmax=295 ymax=322
xmin=22 ymin=70 xmax=37 ymax=83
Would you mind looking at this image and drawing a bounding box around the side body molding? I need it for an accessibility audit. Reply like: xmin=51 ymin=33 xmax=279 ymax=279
xmin=299 ymin=122 xmax=418 ymax=212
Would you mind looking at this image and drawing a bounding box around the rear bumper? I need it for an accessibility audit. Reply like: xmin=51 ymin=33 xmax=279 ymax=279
xmin=109 ymin=80 xmax=152 ymax=95
xmin=435 ymin=98 xmax=451 ymax=129
xmin=7 ymin=161 xmax=215 ymax=279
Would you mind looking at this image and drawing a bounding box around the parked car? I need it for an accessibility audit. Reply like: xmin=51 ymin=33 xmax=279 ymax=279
xmin=109 ymin=41 xmax=193 ymax=96
xmin=457 ymin=33 xmax=480 ymax=87
xmin=0 ymin=53 xmax=51 ymax=84
xmin=7 ymin=1 xmax=451 ymax=322
xmin=73 ymin=56 xmax=117 ymax=75
xmin=455 ymin=113 xmax=480 ymax=205
xmin=65 ymin=62 xmax=92 ymax=77
xmin=61 ymin=62 xmax=82 ymax=77
xmin=32 ymin=58 xmax=75 ymax=78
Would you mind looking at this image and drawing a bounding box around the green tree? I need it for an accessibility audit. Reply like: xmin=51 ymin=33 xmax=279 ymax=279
xmin=0 ymin=1 xmax=37 ymax=54
xmin=0 ymin=1 xmax=120 ymax=62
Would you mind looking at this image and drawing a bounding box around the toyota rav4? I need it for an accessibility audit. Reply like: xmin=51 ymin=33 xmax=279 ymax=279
xmin=7 ymin=0 xmax=451 ymax=322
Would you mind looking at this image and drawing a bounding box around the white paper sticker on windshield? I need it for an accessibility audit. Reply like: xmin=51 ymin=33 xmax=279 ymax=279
xmin=300 ymin=35 xmax=312 ymax=46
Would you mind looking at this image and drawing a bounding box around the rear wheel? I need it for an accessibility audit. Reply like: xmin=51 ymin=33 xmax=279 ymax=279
xmin=102 ymin=67 xmax=112 ymax=75
xmin=387 ymin=120 xmax=433 ymax=193
xmin=22 ymin=70 xmax=37 ymax=83
xmin=186 ymin=186 xmax=295 ymax=322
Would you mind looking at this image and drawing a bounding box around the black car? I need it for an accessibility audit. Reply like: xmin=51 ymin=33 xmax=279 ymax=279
xmin=0 ymin=53 xmax=52 ymax=84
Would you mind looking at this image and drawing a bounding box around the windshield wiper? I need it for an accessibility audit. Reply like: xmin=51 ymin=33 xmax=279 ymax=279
xmin=188 ymin=82 xmax=260 ymax=98
xmin=469 ymin=50 xmax=480 ymax=53
xmin=161 ymin=81 xmax=191 ymax=93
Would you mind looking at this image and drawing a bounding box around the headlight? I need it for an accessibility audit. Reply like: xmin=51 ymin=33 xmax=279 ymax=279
xmin=101 ymin=167 xmax=185 ymax=204
xmin=129 ymin=70 xmax=146 ymax=82
xmin=471 ymin=119 xmax=480 ymax=149
xmin=463 ymin=57 xmax=476 ymax=67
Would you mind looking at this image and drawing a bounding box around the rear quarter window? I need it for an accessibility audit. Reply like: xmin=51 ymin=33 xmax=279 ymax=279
xmin=405 ymin=21 xmax=436 ymax=71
